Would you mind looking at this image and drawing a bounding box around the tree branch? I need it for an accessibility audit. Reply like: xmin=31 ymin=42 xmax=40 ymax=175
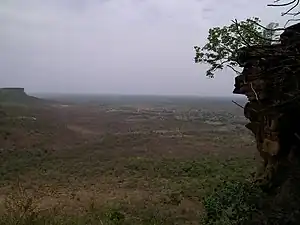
xmin=248 ymin=19 xmax=285 ymax=31
xmin=232 ymin=19 xmax=251 ymax=47
xmin=267 ymin=0 xmax=300 ymax=17
xmin=282 ymin=0 xmax=300 ymax=15
xmin=239 ymin=23 xmax=280 ymax=43
xmin=227 ymin=65 xmax=242 ymax=74
xmin=220 ymin=44 xmax=235 ymax=53
xmin=285 ymin=11 xmax=300 ymax=16
xmin=284 ymin=18 xmax=300 ymax=27
xmin=267 ymin=0 xmax=297 ymax=7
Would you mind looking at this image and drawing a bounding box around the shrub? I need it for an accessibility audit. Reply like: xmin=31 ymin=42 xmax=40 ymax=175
xmin=202 ymin=180 xmax=265 ymax=225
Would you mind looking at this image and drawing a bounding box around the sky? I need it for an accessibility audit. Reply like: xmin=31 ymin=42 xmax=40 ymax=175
xmin=0 ymin=0 xmax=288 ymax=96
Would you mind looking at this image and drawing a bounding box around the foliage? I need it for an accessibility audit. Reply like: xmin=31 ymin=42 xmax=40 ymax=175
xmin=194 ymin=17 xmax=280 ymax=77
xmin=202 ymin=181 xmax=265 ymax=225
xmin=0 ymin=152 xmax=257 ymax=225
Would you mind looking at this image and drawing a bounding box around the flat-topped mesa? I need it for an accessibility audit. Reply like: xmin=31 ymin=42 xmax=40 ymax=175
xmin=0 ymin=87 xmax=27 ymax=97
xmin=0 ymin=87 xmax=44 ymax=105
xmin=0 ymin=87 xmax=25 ymax=92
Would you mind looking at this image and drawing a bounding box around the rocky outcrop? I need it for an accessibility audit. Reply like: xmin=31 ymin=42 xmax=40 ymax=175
xmin=233 ymin=23 xmax=300 ymax=190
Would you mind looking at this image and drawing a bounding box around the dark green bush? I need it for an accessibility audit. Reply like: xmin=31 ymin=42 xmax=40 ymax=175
xmin=202 ymin=181 xmax=265 ymax=225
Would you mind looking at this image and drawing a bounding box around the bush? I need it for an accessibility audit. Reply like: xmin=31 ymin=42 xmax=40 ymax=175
xmin=202 ymin=181 xmax=265 ymax=225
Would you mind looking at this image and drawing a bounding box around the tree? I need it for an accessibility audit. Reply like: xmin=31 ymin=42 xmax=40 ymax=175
xmin=194 ymin=17 xmax=280 ymax=78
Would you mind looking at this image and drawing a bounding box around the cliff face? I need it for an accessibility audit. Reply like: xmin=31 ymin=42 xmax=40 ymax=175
xmin=233 ymin=22 xmax=300 ymax=190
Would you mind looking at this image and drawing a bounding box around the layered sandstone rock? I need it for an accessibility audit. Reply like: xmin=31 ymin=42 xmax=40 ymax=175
xmin=233 ymin=23 xmax=300 ymax=189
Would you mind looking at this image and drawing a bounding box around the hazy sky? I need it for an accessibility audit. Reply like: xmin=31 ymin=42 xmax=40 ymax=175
xmin=0 ymin=0 xmax=287 ymax=96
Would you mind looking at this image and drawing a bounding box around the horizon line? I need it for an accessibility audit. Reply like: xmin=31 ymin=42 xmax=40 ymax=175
xmin=30 ymin=92 xmax=245 ymax=98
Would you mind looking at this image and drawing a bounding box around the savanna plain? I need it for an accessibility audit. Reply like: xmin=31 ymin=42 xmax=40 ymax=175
xmin=0 ymin=95 xmax=262 ymax=225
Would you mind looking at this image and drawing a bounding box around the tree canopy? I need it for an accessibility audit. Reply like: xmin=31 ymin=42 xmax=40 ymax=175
xmin=194 ymin=17 xmax=280 ymax=78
